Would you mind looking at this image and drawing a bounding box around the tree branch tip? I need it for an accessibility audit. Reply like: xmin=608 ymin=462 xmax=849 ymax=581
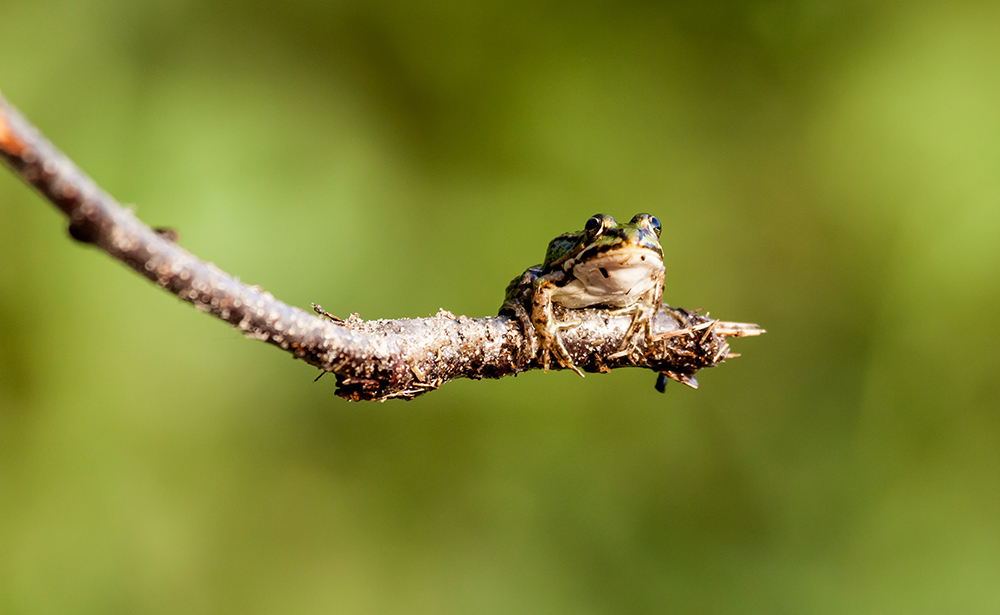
xmin=714 ymin=321 xmax=765 ymax=338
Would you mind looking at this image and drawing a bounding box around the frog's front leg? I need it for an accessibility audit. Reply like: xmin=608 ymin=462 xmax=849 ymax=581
xmin=617 ymin=297 xmax=658 ymax=354
xmin=530 ymin=273 xmax=585 ymax=377
xmin=617 ymin=267 xmax=668 ymax=355
xmin=618 ymin=285 xmax=693 ymax=360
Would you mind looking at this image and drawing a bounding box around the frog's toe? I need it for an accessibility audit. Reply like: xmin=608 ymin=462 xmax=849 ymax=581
xmin=555 ymin=318 xmax=581 ymax=330
xmin=617 ymin=313 xmax=649 ymax=353
xmin=554 ymin=355 xmax=585 ymax=377
xmin=539 ymin=333 xmax=584 ymax=377
xmin=550 ymin=338 xmax=584 ymax=377
xmin=617 ymin=332 xmax=640 ymax=353
xmin=540 ymin=348 xmax=552 ymax=372
xmin=564 ymin=361 xmax=585 ymax=378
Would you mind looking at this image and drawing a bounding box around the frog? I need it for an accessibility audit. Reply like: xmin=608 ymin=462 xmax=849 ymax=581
xmin=500 ymin=213 xmax=674 ymax=376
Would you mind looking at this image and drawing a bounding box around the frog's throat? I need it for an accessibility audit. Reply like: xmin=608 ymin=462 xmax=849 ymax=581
xmin=551 ymin=246 xmax=664 ymax=309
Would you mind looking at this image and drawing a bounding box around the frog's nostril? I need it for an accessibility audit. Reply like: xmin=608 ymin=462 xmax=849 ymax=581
xmin=599 ymin=268 xmax=609 ymax=278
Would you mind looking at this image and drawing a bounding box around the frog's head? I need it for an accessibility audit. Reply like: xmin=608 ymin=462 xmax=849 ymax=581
xmin=579 ymin=213 xmax=662 ymax=259
xmin=546 ymin=213 xmax=666 ymax=309
xmin=545 ymin=213 xmax=663 ymax=268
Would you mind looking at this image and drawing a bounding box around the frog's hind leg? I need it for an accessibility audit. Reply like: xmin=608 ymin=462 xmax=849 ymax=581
xmin=613 ymin=268 xmax=682 ymax=357
xmin=506 ymin=300 xmax=539 ymax=365
xmin=616 ymin=300 xmax=695 ymax=357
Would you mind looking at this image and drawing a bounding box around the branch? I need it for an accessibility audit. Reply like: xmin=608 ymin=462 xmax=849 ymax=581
xmin=0 ymin=90 xmax=763 ymax=401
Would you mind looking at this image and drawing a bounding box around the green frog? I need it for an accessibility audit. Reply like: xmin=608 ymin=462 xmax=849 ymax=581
xmin=500 ymin=213 xmax=671 ymax=376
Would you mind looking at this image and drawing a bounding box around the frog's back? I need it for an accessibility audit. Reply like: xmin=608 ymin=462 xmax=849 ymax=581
xmin=543 ymin=232 xmax=583 ymax=269
xmin=500 ymin=264 xmax=542 ymax=314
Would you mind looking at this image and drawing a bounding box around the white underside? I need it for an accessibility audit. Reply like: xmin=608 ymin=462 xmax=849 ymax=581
xmin=551 ymin=249 xmax=663 ymax=309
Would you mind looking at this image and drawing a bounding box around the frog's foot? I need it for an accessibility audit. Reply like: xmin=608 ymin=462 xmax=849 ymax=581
xmin=607 ymin=303 xmax=657 ymax=359
xmin=615 ymin=303 xmax=699 ymax=359
xmin=538 ymin=319 xmax=584 ymax=377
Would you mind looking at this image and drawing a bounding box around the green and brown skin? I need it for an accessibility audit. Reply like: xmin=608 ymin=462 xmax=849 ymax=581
xmin=501 ymin=213 xmax=674 ymax=376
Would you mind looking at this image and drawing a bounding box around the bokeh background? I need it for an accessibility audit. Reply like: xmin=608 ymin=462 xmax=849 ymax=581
xmin=2 ymin=0 xmax=1000 ymax=612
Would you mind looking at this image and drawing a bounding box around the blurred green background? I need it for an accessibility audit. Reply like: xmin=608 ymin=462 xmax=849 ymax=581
xmin=2 ymin=0 xmax=1000 ymax=612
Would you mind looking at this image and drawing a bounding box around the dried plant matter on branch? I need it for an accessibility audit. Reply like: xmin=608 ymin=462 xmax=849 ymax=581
xmin=0 ymin=91 xmax=763 ymax=401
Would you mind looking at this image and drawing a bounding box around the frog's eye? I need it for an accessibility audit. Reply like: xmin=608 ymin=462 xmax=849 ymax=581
xmin=630 ymin=213 xmax=662 ymax=237
xmin=648 ymin=216 xmax=662 ymax=237
xmin=584 ymin=215 xmax=606 ymax=237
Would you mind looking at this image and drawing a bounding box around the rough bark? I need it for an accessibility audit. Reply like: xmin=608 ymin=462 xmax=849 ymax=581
xmin=0 ymin=91 xmax=763 ymax=401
